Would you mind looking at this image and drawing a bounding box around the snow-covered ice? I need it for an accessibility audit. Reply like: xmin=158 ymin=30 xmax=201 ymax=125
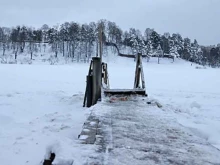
xmin=0 ymin=64 xmax=95 ymax=165
xmin=0 ymin=57 xmax=220 ymax=164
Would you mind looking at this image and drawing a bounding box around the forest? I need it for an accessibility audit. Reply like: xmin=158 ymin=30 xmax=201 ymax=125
xmin=0 ymin=19 xmax=219 ymax=67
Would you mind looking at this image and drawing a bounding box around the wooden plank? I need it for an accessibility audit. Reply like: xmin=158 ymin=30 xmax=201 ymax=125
xmin=78 ymin=117 xmax=100 ymax=144
xmin=104 ymin=89 xmax=146 ymax=96
xmin=83 ymin=61 xmax=93 ymax=107
xmin=118 ymin=53 xmax=149 ymax=58
xmin=92 ymin=57 xmax=102 ymax=105
xmin=86 ymin=75 xmax=93 ymax=107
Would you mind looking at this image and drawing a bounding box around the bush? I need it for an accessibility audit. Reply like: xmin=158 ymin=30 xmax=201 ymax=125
xmin=48 ymin=55 xmax=59 ymax=65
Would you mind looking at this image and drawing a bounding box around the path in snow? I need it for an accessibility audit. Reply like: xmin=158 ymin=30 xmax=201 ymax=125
xmin=85 ymin=97 xmax=220 ymax=165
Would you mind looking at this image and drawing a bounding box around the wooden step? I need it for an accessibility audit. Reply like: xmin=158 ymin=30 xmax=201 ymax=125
xmin=104 ymin=89 xmax=147 ymax=96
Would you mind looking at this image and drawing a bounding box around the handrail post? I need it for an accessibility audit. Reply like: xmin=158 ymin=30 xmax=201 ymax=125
xmin=92 ymin=57 xmax=102 ymax=105
xmin=86 ymin=75 xmax=93 ymax=107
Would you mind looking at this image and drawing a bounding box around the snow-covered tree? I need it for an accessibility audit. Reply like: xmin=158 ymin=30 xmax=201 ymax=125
xmin=190 ymin=39 xmax=200 ymax=63
xmin=150 ymin=31 xmax=161 ymax=50
xmin=183 ymin=37 xmax=191 ymax=60
xmin=144 ymin=28 xmax=154 ymax=41
xmin=1 ymin=19 xmax=220 ymax=66
xmin=161 ymin=35 xmax=170 ymax=55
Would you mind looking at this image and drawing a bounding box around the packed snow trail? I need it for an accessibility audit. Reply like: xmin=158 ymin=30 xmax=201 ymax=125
xmin=85 ymin=97 xmax=220 ymax=165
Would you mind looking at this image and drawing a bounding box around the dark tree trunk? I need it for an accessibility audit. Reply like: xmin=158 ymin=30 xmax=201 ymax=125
xmin=55 ymin=43 xmax=58 ymax=58
xmin=66 ymin=41 xmax=69 ymax=57
xmin=3 ymin=43 xmax=5 ymax=56
xmin=44 ymin=44 xmax=46 ymax=52
xmin=96 ymin=41 xmax=98 ymax=57
xmin=3 ymin=48 xmax=5 ymax=56
xmin=85 ymin=42 xmax=88 ymax=63
xmin=63 ymin=41 xmax=65 ymax=57
xmin=15 ymin=51 xmax=17 ymax=60
xmin=39 ymin=43 xmax=41 ymax=52
xmin=72 ymin=44 xmax=75 ymax=58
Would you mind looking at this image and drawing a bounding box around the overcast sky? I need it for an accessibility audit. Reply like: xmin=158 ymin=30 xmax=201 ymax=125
xmin=0 ymin=0 xmax=219 ymax=45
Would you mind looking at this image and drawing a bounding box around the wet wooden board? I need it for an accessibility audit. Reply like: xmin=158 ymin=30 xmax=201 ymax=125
xmin=78 ymin=116 xmax=100 ymax=144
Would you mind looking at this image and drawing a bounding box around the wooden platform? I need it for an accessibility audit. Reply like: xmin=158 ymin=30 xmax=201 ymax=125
xmin=78 ymin=115 xmax=100 ymax=144
xmin=104 ymin=89 xmax=147 ymax=96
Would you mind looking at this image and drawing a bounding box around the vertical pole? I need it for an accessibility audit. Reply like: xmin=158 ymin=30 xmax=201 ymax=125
xmin=134 ymin=53 xmax=140 ymax=88
xmin=3 ymin=43 xmax=5 ymax=56
xmin=99 ymin=27 xmax=103 ymax=63
xmin=137 ymin=54 xmax=141 ymax=88
xmin=86 ymin=75 xmax=93 ymax=107
xmin=140 ymin=55 xmax=146 ymax=89
xmin=96 ymin=41 xmax=98 ymax=57
xmin=92 ymin=57 xmax=101 ymax=105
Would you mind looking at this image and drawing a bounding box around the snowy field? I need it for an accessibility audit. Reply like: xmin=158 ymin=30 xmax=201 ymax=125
xmin=0 ymin=57 xmax=220 ymax=164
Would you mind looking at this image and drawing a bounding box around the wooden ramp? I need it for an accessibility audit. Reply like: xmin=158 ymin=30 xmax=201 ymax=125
xmin=104 ymin=88 xmax=146 ymax=96
xmin=103 ymin=53 xmax=147 ymax=97
xmin=83 ymin=53 xmax=147 ymax=107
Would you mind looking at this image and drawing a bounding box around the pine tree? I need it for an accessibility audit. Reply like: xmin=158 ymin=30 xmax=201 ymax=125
xmin=183 ymin=38 xmax=191 ymax=60
xmin=161 ymin=35 xmax=170 ymax=55
xmin=172 ymin=33 xmax=184 ymax=57
xmin=150 ymin=31 xmax=161 ymax=50
xmin=144 ymin=28 xmax=154 ymax=41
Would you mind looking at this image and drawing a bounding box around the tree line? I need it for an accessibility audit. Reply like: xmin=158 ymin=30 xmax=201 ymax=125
xmin=0 ymin=19 xmax=219 ymax=67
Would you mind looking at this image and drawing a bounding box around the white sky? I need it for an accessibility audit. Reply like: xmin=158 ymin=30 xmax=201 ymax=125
xmin=0 ymin=0 xmax=219 ymax=45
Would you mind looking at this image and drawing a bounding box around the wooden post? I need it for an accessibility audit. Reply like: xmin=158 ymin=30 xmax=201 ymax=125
xmin=134 ymin=53 xmax=141 ymax=88
xmin=103 ymin=63 xmax=107 ymax=85
xmin=96 ymin=41 xmax=98 ymax=57
xmin=86 ymin=75 xmax=93 ymax=107
xmin=99 ymin=27 xmax=103 ymax=63
xmin=102 ymin=63 xmax=110 ymax=89
xmin=43 ymin=153 xmax=55 ymax=165
xmin=134 ymin=53 xmax=146 ymax=89
xmin=136 ymin=68 xmax=141 ymax=88
xmin=92 ymin=57 xmax=101 ymax=105
xmin=140 ymin=55 xmax=146 ymax=89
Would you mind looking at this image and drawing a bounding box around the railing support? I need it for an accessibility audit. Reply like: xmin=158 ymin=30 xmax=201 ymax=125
xmin=92 ymin=57 xmax=102 ymax=105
